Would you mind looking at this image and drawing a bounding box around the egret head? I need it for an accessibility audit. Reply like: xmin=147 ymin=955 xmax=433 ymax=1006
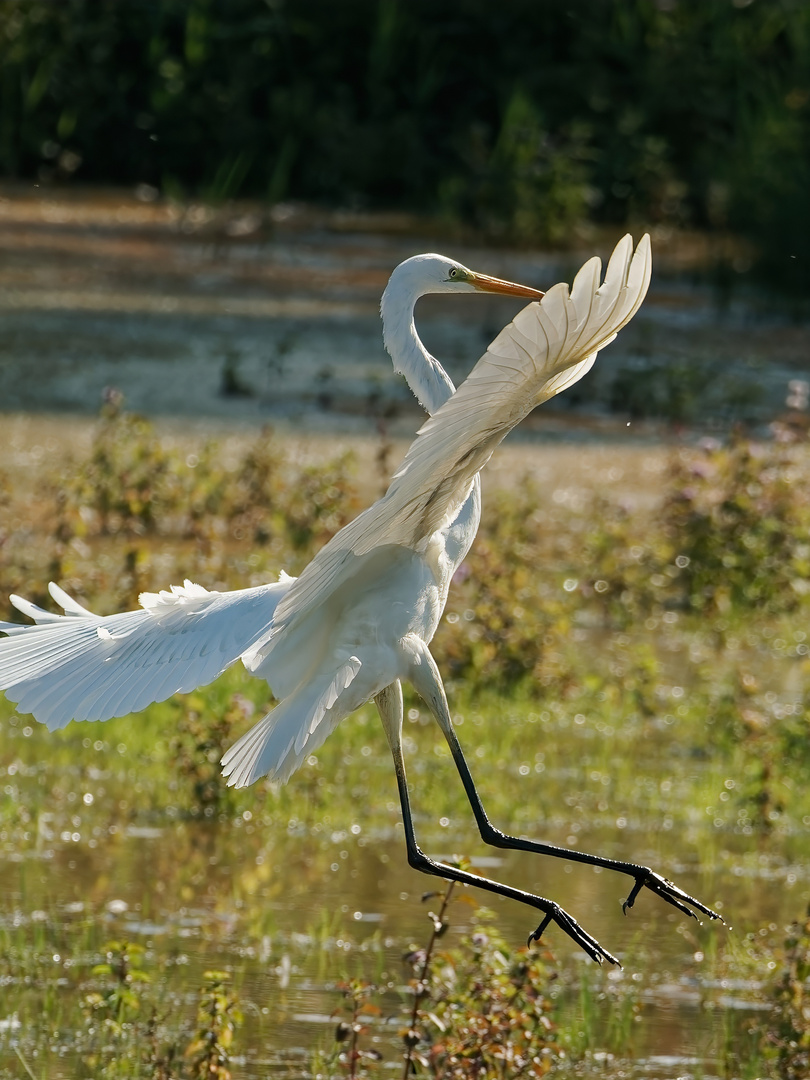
xmin=380 ymin=252 xmax=546 ymax=414
xmin=387 ymin=253 xmax=545 ymax=301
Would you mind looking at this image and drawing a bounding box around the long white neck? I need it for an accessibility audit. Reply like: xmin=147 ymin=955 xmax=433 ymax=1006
xmin=380 ymin=276 xmax=455 ymax=417
xmin=380 ymin=257 xmax=482 ymax=567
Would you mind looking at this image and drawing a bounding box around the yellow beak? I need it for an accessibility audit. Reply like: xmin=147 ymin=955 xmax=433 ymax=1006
xmin=468 ymin=271 xmax=545 ymax=300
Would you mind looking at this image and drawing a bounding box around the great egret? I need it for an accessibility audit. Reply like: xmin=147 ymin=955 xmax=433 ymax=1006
xmin=0 ymin=236 xmax=720 ymax=963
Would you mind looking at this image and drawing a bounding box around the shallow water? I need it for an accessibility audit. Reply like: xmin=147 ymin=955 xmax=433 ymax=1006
xmin=0 ymin=721 xmax=803 ymax=1077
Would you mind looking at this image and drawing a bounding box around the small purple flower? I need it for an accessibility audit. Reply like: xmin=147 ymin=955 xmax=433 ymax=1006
xmin=453 ymin=563 xmax=471 ymax=584
xmin=232 ymin=694 xmax=256 ymax=720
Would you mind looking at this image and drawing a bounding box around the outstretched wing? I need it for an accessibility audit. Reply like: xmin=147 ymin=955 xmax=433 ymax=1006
xmin=0 ymin=577 xmax=293 ymax=729
xmin=274 ymin=233 xmax=651 ymax=631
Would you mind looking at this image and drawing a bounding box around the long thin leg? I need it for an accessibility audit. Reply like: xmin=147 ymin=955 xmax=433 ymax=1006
xmin=374 ymin=682 xmax=619 ymax=965
xmin=407 ymin=644 xmax=723 ymax=927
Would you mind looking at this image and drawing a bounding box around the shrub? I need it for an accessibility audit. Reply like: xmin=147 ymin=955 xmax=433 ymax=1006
xmin=580 ymin=436 xmax=810 ymax=620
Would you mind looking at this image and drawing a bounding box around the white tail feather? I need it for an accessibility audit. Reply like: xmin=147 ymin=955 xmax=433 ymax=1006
xmin=221 ymin=656 xmax=362 ymax=787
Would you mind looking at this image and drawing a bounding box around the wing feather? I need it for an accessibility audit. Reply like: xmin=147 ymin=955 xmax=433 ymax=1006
xmin=0 ymin=578 xmax=293 ymax=729
xmin=48 ymin=582 xmax=95 ymax=616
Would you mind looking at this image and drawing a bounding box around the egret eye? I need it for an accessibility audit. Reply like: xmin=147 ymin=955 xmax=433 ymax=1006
xmin=448 ymin=267 xmax=459 ymax=279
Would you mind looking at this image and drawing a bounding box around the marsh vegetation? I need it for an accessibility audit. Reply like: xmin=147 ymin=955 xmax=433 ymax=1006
xmin=2 ymin=2 xmax=810 ymax=1072
xmin=1 ymin=406 xmax=810 ymax=1077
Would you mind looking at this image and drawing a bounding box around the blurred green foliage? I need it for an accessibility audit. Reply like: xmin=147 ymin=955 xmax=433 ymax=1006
xmin=184 ymin=971 xmax=242 ymax=1080
xmin=83 ymin=940 xmax=151 ymax=1035
xmin=0 ymin=402 xmax=359 ymax=615
xmin=758 ymin=909 xmax=810 ymax=1079
xmin=80 ymin=943 xmax=242 ymax=1079
xmin=67 ymin=395 xmax=359 ymax=557
xmin=4 ymin=407 xmax=810 ymax=679
xmin=661 ymin=436 xmax=810 ymax=615
xmin=579 ymin=436 xmax=810 ymax=622
xmin=0 ymin=0 xmax=808 ymax=283
xmin=432 ymin=435 xmax=810 ymax=696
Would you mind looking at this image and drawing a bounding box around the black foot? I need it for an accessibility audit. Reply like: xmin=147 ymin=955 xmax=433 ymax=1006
xmin=622 ymin=869 xmax=724 ymax=924
xmin=528 ymin=904 xmax=620 ymax=967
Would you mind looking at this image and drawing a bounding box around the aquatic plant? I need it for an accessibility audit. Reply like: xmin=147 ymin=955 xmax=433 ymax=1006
xmin=408 ymin=911 xmax=560 ymax=1078
xmin=184 ymin=971 xmax=243 ymax=1080
xmin=83 ymin=939 xmax=151 ymax=1032
xmin=333 ymin=979 xmax=383 ymax=1078
xmin=328 ymin=881 xmax=560 ymax=1079
xmin=80 ymin=944 xmax=243 ymax=1079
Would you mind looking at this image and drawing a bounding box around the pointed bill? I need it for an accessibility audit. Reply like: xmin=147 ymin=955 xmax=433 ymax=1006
xmin=468 ymin=271 xmax=545 ymax=301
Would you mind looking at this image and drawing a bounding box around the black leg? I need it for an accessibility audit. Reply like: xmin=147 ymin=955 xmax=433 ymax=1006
xmin=374 ymin=683 xmax=620 ymax=965
xmin=442 ymin=717 xmax=721 ymax=923
xmin=407 ymin=648 xmax=723 ymax=928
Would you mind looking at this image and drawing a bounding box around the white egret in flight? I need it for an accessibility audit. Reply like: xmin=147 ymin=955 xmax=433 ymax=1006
xmin=0 ymin=235 xmax=720 ymax=963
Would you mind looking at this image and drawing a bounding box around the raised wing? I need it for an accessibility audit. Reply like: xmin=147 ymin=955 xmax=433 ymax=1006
xmin=273 ymin=234 xmax=650 ymax=632
xmin=0 ymin=576 xmax=293 ymax=729
xmin=362 ymin=233 xmax=651 ymax=550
